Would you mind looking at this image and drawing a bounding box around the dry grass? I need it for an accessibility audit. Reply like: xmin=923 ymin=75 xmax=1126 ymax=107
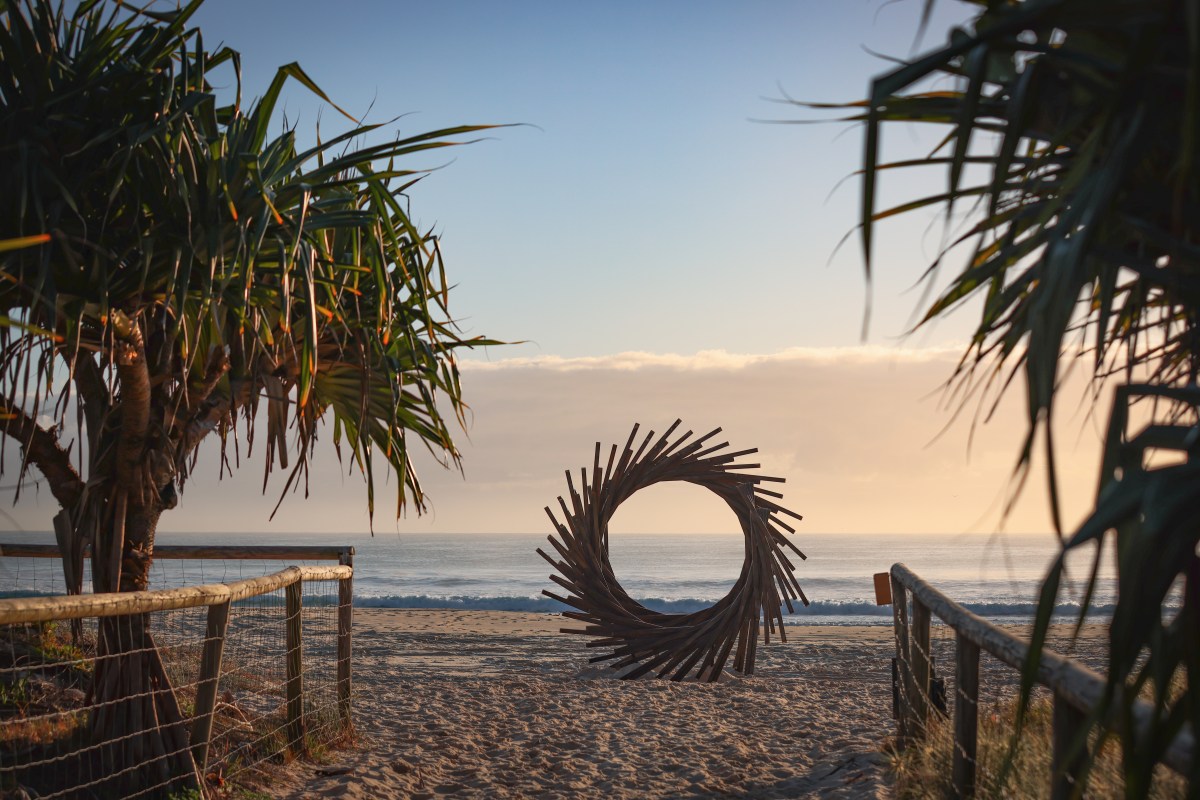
xmin=0 ymin=622 xmax=92 ymax=748
xmin=890 ymin=695 xmax=1188 ymax=799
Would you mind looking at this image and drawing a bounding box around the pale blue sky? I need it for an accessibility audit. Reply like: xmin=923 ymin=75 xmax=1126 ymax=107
xmin=191 ymin=0 xmax=976 ymax=358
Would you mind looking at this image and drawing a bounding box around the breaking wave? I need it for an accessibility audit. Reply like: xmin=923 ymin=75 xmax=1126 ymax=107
xmin=352 ymin=593 xmax=1124 ymax=622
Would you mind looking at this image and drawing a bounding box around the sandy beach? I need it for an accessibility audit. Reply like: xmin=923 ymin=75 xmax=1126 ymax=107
xmin=272 ymin=610 xmax=893 ymax=798
xmin=265 ymin=610 xmax=1109 ymax=799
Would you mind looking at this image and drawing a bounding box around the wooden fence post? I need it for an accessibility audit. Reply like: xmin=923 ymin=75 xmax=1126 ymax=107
xmin=190 ymin=599 xmax=231 ymax=773
xmin=879 ymin=564 xmax=1194 ymax=781
xmin=891 ymin=572 xmax=912 ymax=742
xmin=953 ymin=631 xmax=979 ymax=799
xmin=910 ymin=598 xmax=932 ymax=736
xmin=285 ymin=579 xmax=305 ymax=755
xmin=337 ymin=547 xmax=354 ymax=732
xmin=1052 ymin=693 xmax=1087 ymax=800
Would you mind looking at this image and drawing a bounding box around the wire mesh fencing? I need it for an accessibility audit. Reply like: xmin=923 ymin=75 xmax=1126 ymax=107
xmin=1 ymin=615 xmax=196 ymax=799
xmin=0 ymin=543 xmax=349 ymax=597
xmin=0 ymin=546 xmax=353 ymax=799
xmin=205 ymin=576 xmax=347 ymax=788
xmin=886 ymin=564 xmax=1190 ymax=799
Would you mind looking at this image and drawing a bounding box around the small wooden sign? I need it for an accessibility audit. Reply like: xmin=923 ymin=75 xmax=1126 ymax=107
xmin=873 ymin=572 xmax=892 ymax=605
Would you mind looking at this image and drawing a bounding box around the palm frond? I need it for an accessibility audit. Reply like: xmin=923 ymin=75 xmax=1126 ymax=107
xmin=0 ymin=0 xmax=507 ymax=527
xmin=800 ymin=1 xmax=1200 ymax=792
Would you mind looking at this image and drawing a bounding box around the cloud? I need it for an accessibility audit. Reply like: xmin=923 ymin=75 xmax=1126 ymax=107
xmin=2 ymin=345 xmax=1105 ymax=541
xmin=460 ymin=344 xmax=967 ymax=372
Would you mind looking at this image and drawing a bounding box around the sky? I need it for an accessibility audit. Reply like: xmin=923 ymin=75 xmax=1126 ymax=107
xmin=2 ymin=1 xmax=1116 ymax=539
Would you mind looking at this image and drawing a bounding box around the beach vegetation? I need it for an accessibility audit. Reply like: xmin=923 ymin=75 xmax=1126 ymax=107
xmin=890 ymin=694 xmax=1187 ymax=799
xmin=0 ymin=0 xmax=500 ymax=793
xmin=29 ymin=620 xmax=90 ymax=668
xmin=164 ymin=790 xmax=204 ymax=800
xmin=0 ymin=675 xmax=31 ymax=713
xmin=799 ymin=0 xmax=1200 ymax=794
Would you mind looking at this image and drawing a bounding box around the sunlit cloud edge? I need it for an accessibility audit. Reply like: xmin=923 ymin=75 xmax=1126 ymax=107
xmin=459 ymin=345 xmax=967 ymax=372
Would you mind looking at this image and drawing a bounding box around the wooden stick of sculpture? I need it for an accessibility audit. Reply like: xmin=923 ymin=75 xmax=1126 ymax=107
xmin=538 ymin=420 xmax=807 ymax=682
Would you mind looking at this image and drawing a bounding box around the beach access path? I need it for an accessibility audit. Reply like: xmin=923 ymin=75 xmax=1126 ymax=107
xmin=269 ymin=610 xmax=1107 ymax=799
xmin=268 ymin=610 xmax=891 ymax=798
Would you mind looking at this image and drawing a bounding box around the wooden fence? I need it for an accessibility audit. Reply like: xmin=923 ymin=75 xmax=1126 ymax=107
xmin=0 ymin=544 xmax=354 ymax=796
xmin=887 ymin=562 xmax=1193 ymax=799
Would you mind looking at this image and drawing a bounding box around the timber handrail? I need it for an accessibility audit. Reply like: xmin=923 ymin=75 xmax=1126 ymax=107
xmin=0 ymin=565 xmax=351 ymax=624
xmin=890 ymin=562 xmax=1194 ymax=796
xmin=0 ymin=543 xmax=352 ymax=561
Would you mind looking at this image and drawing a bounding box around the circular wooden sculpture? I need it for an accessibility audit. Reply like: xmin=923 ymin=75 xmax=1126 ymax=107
xmin=538 ymin=420 xmax=808 ymax=682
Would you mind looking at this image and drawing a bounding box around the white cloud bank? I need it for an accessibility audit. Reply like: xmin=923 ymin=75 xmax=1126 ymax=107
xmin=460 ymin=345 xmax=968 ymax=372
xmin=3 ymin=345 xmax=1106 ymax=541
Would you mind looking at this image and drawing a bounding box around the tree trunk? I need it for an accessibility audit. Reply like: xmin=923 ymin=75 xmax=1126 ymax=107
xmin=87 ymin=489 xmax=203 ymax=797
xmin=76 ymin=321 xmax=202 ymax=795
xmin=52 ymin=509 xmax=85 ymax=641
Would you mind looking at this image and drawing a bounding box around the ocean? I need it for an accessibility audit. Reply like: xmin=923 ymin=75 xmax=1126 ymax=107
xmin=0 ymin=530 xmax=1124 ymax=626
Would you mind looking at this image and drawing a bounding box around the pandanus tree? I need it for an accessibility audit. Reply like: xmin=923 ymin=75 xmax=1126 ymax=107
xmin=1 ymin=0 xmax=498 ymax=793
xmin=804 ymin=0 xmax=1200 ymax=793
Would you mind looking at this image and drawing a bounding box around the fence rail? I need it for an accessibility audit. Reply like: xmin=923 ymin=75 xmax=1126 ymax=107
xmin=0 ymin=544 xmax=354 ymax=799
xmin=0 ymin=565 xmax=348 ymax=622
xmin=889 ymin=562 xmax=1193 ymax=798
xmin=0 ymin=542 xmax=353 ymax=561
